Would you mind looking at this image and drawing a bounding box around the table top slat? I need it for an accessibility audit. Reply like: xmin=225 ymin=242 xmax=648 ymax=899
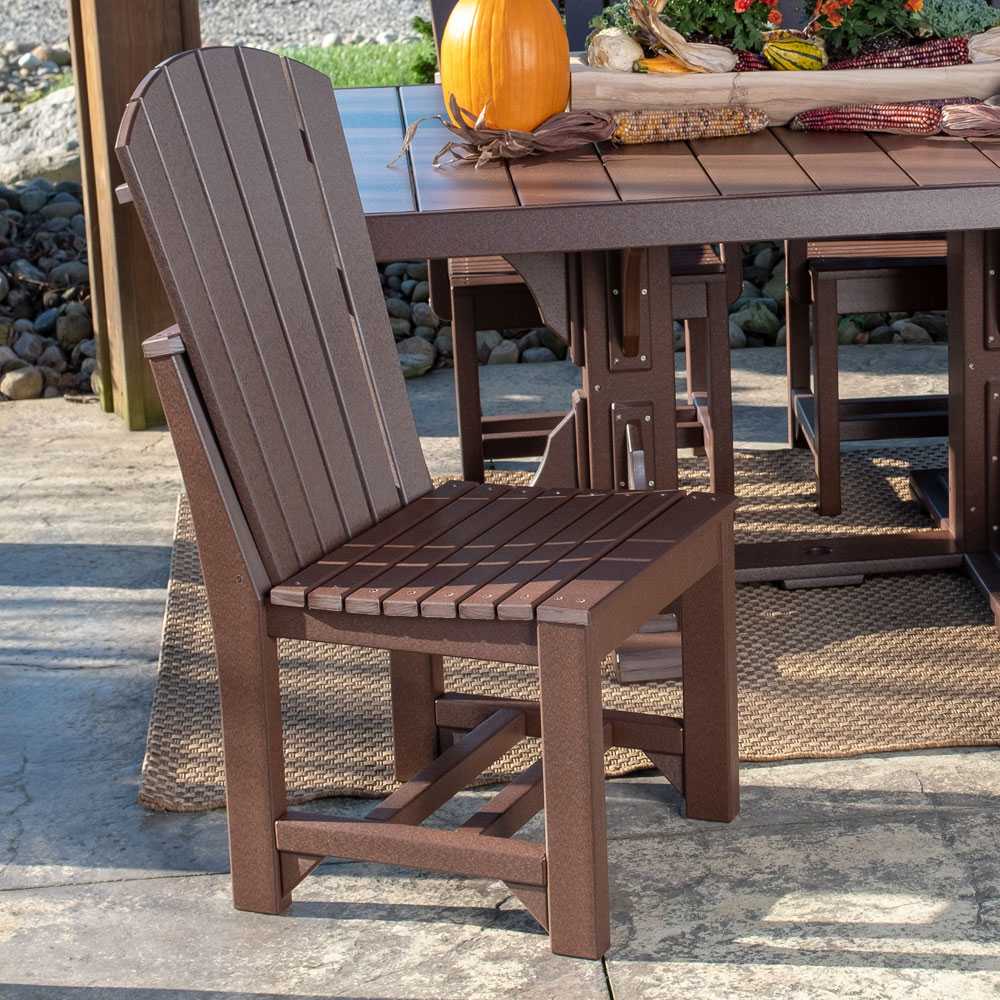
xmin=335 ymin=87 xmax=415 ymax=215
xmin=398 ymin=85 xmax=519 ymax=212
xmin=871 ymin=135 xmax=1000 ymax=186
xmin=773 ymin=128 xmax=915 ymax=191
xmin=598 ymin=141 xmax=720 ymax=202
xmin=689 ymin=129 xmax=818 ymax=196
xmin=508 ymin=146 xmax=621 ymax=206
xmin=964 ymin=137 xmax=1000 ymax=171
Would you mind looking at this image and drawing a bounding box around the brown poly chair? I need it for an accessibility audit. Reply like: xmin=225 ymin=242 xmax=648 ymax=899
xmin=117 ymin=46 xmax=739 ymax=961
xmin=428 ymin=0 xmax=741 ymax=496
xmin=784 ymin=236 xmax=948 ymax=516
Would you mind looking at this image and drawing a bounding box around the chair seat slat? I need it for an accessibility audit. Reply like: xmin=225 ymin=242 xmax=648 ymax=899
xmin=308 ymin=484 xmax=510 ymax=611
xmin=458 ymin=493 xmax=641 ymax=621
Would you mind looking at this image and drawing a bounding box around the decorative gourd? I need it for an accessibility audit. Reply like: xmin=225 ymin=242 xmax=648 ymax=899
xmin=762 ymin=30 xmax=828 ymax=71
xmin=633 ymin=54 xmax=693 ymax=74
xmin=440 ymin=0 xmax=571 ymax=133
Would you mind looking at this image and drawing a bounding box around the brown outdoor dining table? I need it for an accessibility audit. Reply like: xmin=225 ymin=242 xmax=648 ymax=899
xmin=337 ymin=82 xmax=1000 ymax=622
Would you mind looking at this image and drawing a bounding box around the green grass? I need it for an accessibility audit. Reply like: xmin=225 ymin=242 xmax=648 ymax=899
xmin=281 ymin=40 xmax=437 ymax=89
xmin=20 ymin=71 xmax=74 ymax=107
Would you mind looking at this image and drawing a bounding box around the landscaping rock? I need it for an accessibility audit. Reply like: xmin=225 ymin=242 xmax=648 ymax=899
xmin=385 ymin=296 xmax=410 ymax=320
xmin=0 ymin=87 xmax=80 ymax=185
xmin=12 ymin=328 xmax=43 ymax=361
xmin=869 ymin=324 xmax=895 ymax=345
xmin=488 ymin=339 xmax=520 ymax=364
xmin=37 ymin=342 xmax=65 ymax=372
xmin=728 ymin=317 xmax=747 ymax=349
xmin=0 ymin=364 xmax=42 ymax=399
xmin=410 ymin=301 xmax=438 ymax=327
xmin=762 ymin=271 xmax=786 ymax=303
xmin=536 ymin=327 xmax=567 ymax=359
xmin=406 ymin=262 xmax=428 ymax=281
xmin=411 ymin=280 xmax=430 ymax=303
xmin=434 ymin=326 xmax=453 ymax=358
xmin=56 ymin=309 xmax=90 ymax=349
xmin=731 ymin=300 xmax=780 ymax=340
xmin=48 ymin=259 xmax=88 ymax=285
xmin=0 ymin=344 xmax=27 ymax=372
xmin=396 ymin=335 xmax=435 ymax=378
xmin=522 ymin=346 xmax=557 ymax=363
xmin=838 ymin=317 xmax=864 ymax=345
xmin=476 ymin=329 xmax=502 ymax=363
xmin=911 ymin=312 xmax=948 ymax=341
xmin=892 ymin=320 xmax=933 ymax=345
xmin=388 ymin=316 xmax=411 ymax=339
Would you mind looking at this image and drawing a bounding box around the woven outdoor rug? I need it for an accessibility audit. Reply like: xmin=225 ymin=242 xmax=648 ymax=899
xmin=140 ymin=444 xmax=1000 ymax=812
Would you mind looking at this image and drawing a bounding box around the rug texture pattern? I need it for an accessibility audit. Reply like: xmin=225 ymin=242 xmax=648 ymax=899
xmin=140 ymin=445 xmax=1000 ymax=811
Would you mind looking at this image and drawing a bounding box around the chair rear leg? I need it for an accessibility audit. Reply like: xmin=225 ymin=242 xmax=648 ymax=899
xmin=537 ymin=622 xmax=610 ymax=959
xmin=679 ymin=518 xmax=739 ymax=823
xmin=684 ymin=317 xmax=708 ymax=404
xmin=785 ymin=239 xmax=811 ymax=449
xmin=215 ymin=606 xmax=289 ymax=914
xmin=452 ymin=291 xmax=486 ymax=483
xmin=705 ymin=283 xmax=735 ymax=496
xmin=389 ymin=650 xmax=444 ymax=781
xmin=813 ymin=277 xmax=843 ymax=516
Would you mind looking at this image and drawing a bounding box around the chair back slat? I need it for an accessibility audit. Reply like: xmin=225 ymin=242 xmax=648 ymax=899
xmin=117 ymin=48 xmax=431 ymax=583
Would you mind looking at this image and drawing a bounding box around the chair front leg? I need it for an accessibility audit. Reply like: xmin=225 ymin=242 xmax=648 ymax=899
xmin=214 ymin=603 xmax=289 ymax=914
xmin=389 ymin=650 xmax=444 ymax=781
xmin=537 ymin=622 xmax=610 ymax=959
xmin=679 ymin=518 xmax=739 ymax=823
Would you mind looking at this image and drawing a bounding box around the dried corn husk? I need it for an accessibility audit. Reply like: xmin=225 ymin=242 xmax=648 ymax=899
xmin=970 ymin=25 xmax=1000 ymax=63
xmin=588 ymin=27 xmax=645 ymax=72
xmin=941 ymin=100 xmax=1000 ymax=136
xmin=613 ymin=105 xmax=768 ymax=143
xmin=628 ymin=0 xmax=737 ymax=73
xmin=390 ymin=96 xmax=767 ymax=168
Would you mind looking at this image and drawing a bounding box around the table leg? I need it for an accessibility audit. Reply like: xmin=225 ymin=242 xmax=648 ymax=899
xmin=910 ymin=230 xmax=1000 ymax=625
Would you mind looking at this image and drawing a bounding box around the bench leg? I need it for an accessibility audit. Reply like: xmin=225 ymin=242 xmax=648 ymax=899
xmin=452 ymin=291 xmax=486 ymax=483
xmin=537 ymin=622 xmax=610 ymax=959
xmin=389 ymin=650 xmax=444 ymax=781
xmin=813 ymin=277 xmax=843 ymax=516
xmin=785 ymin=239 xmax=811 ymax=449
xmin=705 ymin=282 xmax=735 ymax=496
xmin=679 ymin=519 xmax=739 ymax=823
xmin=215 ymin=607 xmax=289 ymax=914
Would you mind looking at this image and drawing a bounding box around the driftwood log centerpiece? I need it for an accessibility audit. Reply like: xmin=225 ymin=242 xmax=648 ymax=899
xmin=570 ymin=59 xmax=1000 ymax=126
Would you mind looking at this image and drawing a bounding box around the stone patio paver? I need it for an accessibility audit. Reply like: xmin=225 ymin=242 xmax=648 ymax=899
xmin=6 ymin=345 xmax=998 ymax=999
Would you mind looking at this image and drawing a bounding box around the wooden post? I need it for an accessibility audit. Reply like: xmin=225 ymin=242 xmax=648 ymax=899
xmin=68 ymin=0 xmax=200 ymax=428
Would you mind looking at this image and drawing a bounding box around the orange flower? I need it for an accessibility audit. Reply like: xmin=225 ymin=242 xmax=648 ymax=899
xmin=904 ymin=0 xmax=923 ymax=11
xmin=768 ymin=9 xmax=783 ymax=24
xmin=826 ymin=9 xmax=844 ymax=24
xmin=734 ymin=0 xmax=753 ymax=12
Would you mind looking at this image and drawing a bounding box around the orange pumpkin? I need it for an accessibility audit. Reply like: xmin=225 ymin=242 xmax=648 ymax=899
xmin=440 ymin=0 xmax=571 ymax=133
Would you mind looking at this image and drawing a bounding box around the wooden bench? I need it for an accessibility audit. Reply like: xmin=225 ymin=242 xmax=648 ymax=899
xmin=118 ymin=45 xmax=739 ymax=961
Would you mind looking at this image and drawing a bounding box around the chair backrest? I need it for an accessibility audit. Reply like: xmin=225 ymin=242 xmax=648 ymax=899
xmin=116 ymin=47 xmax=432 ymax=584
xmin=430 ymin=0 xmax=606 ymax=51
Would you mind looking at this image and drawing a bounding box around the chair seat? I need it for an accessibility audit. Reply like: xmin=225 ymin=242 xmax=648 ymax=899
xmin=448 ymin=245 xmax=724 ymax=289
xmin=270 ymin=480 xmax=708 ymax=623
xmin=808 ymin=237 xmax=947 ymax=272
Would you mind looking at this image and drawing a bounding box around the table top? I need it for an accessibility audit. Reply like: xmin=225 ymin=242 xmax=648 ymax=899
xmin=339 ymin=84 xmax=1000 ymax=260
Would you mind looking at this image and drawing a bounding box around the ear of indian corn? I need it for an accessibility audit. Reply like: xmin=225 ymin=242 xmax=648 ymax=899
xmin=612 ymin=106 xmax=769 ymax=143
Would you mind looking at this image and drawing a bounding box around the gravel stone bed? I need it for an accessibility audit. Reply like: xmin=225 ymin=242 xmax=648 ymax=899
xmin=1 ymin=0 xmax=433 ymax=48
